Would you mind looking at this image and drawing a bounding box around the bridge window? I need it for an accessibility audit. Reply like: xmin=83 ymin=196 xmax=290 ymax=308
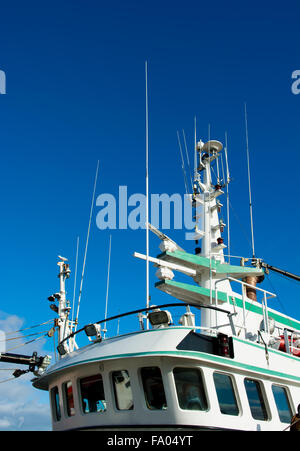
xmin=173 ymin=367 xmax=208 ymax=411
xmin=141 ymin=367 xmax=167 ymax=410
xmin=272 ymin=385 xmax=293 ymax=423
xmin=63 ymin=381 xmax=75 ymax=417
xmin=51 ymin=386 xmax=61 ymax=421
xmin=80 ymin=374 xmax=106 ymax=414
xmin=244 ymin=378 xmax=268 ymax=421
xmin=112 ymin=370 xmax=134 ymax=410
xmin=213 ymin=372 xmax=239 ymax=416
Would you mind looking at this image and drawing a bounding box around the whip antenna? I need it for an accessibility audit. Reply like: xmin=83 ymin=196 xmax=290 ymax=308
xmin=103 ymin=234 xmax=112 ymax=338
xmin=182 ymin=129 xmax=193 ymax=191
xmin=75 ymin=160 xmax=100 ymax=331
xmin=177 ymin=130 xmax=189 ymax=195
xmin=224 ymin=132 xmax=231 ymax=263
xmin=244 ymin=103 xmax=255 ymax=257
xmin=194 ymin=116 xmax=197 ymax=181
xmin=70 ymin=236 xmax=79 ymax=349
xmin=145 ymin=61 xmax=150 ymax=327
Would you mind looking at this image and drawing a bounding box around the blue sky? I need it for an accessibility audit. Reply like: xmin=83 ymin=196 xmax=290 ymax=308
xmin=0 ymin=0 xmax=299 ymax=430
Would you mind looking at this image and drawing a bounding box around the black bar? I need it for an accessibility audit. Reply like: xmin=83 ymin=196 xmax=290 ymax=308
xmin=60 ymin=302 xmax=231 ymax=345
xmin=264 ymin=264 xmax=300 ymax=282
xmin=0 ymin=352 xmax=42 ymax=367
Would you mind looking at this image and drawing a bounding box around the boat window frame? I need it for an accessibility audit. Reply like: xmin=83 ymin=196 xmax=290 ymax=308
xmin=172 ymin=366 xmax=209 ymax=412
xmin=78 ymin=373 xmax=107 ymax=415
xmin=271 ymin=384 xmax=294 ymax=424
xmin=140 ymin=366 xmax=168 ymax=411
xmin=213 ymin=371 xmax=240 ymax=417
xmin=243 ymin=377 xmax=269 ymax=421
xmin=50 ymin=385 xmax=61 ymax=422
xmin=111 ymin=369 xmax=134 ymax=411
xmin=62 ymin=380 xmax=76 ymax=418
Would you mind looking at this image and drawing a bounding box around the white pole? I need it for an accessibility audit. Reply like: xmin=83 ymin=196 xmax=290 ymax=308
xmin=244 ymin=103 xmax=255 ymax=258
xmin=145 ymin=61 xmax=150 ymax=329
xmin=194 ymin=116 xmax=197 ymax=181
xmin=224 ymin=132 xmax=231 ymax=264
xmin=71 ymin=236 xmax=79 ymax=328
xmin=182 ymin=129 xmax=193 ymax=191
xmin=104 ymin=234 xmax=112 ymax=338
xmin=75 ymin=160 xmax=100 ymax=332
xmin=70 ymin=236 xmax=79 ymax=351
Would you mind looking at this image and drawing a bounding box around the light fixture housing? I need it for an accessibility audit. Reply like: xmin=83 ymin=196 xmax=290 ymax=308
xmin=57 ymin=342 xmax=68 ymax=356
xmin=84 ymin=323 xmax=102 ymax=338
xmin=50 ymin=304 xmax=58 ymax=313
xmin=148 ymin=309 xmax=172 ymax=328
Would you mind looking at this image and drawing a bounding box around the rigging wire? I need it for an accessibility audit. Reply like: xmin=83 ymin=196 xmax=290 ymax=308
xmin=4 ymin=333 xmax=48 ymax=353
xmin=0 ymin=329 xmax=49 ymax=343
xmin=0 ymin=376 xmax=18 ymax=384
xmin=4 ymin=319 xmax=53 ymax=336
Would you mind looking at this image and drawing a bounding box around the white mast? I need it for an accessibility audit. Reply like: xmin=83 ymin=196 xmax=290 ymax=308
xmin=57 ymin=256 xmax=71 ymax=353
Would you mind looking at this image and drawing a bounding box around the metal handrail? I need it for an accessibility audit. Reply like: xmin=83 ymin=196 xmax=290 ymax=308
xmin=58 ymin=302 xmax=231 ymax=347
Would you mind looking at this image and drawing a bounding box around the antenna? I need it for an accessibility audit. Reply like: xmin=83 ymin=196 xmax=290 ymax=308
xmin=182 ymin=129 xmax=193 ymax=191
xmin=145 ymin=61 xmax=150 ymax=328
xmin=70 ymin=236 xmax=79 ymax=350
xmin=74 ymin=160 xmax=100 ymax=332
xmin=103 ymin=234 xmax=112 ymax=338
xmin=244 ymin=103 xmax=255 ymax=258
xmin=194 ymin=116 xmax=197 ymax=181
xmin=177 ymin=130 xmax=189 ymax=195
xmin=224 ymin=132 xmax=231 ymax=263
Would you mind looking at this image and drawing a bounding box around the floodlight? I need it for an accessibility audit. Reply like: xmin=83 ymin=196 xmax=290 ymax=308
xmin=50 ymin=304 xmax=58 ymax=313
xmin=148 ymin=310 xmax=172 ymax=328
xmin=57 ymin=342 xmax=68 ymax=356
xmin=84 ymin=323 xmax=102 ymax=339
xmin=40 ymin=355 xmax=52 ymax=370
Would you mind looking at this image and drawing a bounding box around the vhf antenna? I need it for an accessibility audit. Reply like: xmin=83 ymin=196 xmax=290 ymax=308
xmin=244 ymin=103 xmax=255 ymax=258
xmin=145 ymin=61 xmax=150 ymax=329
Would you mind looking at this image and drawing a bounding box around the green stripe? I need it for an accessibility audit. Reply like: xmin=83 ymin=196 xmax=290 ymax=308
xmin=155 ymin=279 xmax=228 ymax=302
xmin=157 ymin=250 xmax=264 ymax=277
xmin=156 ymin=279 xmax=300 ymax=330
xmin=46 ymin=348 xmax=300 ymax=383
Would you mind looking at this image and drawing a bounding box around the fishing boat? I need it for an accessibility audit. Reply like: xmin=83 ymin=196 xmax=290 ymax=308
xmin=0 ymin=65 xmax=299 ymax=430
xmin=6 ymin=128 xmax=295 ymax=432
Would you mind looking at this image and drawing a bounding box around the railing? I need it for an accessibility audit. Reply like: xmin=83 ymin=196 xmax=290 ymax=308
xmin=280 ymin=328 xmax=300 ymax=355
xmin=215 ymin=276 xmax=276 ymax=338
xmin=57 ymin=302 xmax=234 ymax=353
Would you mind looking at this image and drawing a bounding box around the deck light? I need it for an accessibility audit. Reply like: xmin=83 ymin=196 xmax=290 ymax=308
xmin=57 ymin=342 xmax=68 ymax=356
xmin=84 ymin=323 xmax=102 ymax=339
xmin=50 ymin=304 xmax=58 ymax=313
xmin=148 ymin=309 xmax=172 ymax=328
xmin=48 ymin=293 xmax=61 ymax=302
